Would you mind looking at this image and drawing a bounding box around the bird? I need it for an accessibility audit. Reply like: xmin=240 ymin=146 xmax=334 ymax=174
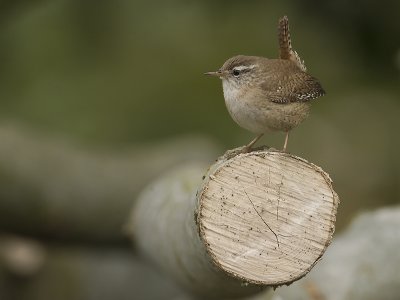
xmin=205 ymin=16 xmax=325 ymax=152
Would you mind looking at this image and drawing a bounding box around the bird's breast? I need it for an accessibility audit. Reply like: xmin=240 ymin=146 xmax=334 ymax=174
xmin=222 ymin=81 xmax=310 ymax=133
xmin=222 ymin=81 xmax=270 ymax=133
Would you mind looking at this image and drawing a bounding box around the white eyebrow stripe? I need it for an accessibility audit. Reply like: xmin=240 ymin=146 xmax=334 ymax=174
xmin=233 ymin=64 xmax=257 ymax=71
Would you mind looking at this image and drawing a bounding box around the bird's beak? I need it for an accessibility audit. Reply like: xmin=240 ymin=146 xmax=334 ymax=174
xmin=204 ymin=70 xmax=224 ymax=78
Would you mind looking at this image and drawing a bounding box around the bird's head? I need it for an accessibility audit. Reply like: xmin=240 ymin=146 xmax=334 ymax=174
xmin=205 ymin=55 xmax=265 ymax=88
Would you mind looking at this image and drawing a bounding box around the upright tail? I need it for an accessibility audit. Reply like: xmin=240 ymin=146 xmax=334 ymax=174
xmin=278 ymin=16 xmax=292 ymax=60
xmin=278 ymin=16 xmax=307 ymax=72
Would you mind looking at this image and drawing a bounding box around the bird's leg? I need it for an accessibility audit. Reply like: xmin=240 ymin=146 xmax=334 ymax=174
xmin=283 ymin=131 xmax=290 ymax=152
xmin=243 ymin=134 xmax=264 ymax=153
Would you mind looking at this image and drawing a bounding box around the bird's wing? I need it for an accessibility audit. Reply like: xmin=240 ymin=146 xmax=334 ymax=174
xmin=262 ymin=71 xmax=325 ymax=104
xmin=278 ymin=16 xmax=307 ymax=72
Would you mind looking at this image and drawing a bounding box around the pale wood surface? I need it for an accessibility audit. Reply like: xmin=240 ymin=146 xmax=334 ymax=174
xmin=198 ymin=148 xmax=338 ymax=285
xmin=271 ymin=206 xmax=400 ymax=300
xmin=131 ymin=163 xmax=266 ymax=299
xmin=131 ymin=147 xmax=339 ymax=299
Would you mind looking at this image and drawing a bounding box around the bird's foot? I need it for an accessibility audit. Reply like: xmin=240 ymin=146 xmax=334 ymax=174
xmin=282 ymin=131 xmax=290 ymax=152
xmin=223 ymin=146 xmax=248 ymax=160
xmin=241 ymin=145 xmax=252 ymax=153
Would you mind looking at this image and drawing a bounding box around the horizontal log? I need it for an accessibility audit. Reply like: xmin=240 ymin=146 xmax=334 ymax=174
xmin=0 ymin=125 xmax=219 ymax=242
xmin=2 ymin=207 xmax=398 ymax=300
xmin=129 ymin=147 xmax=339 ymax=299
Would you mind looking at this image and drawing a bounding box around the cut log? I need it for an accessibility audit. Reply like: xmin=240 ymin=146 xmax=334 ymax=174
xmin=129 ymin=147 xmax=339 ymax=299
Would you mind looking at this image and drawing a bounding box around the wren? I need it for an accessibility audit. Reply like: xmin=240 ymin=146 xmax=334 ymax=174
xmin=205 ymin=16 xmax=325 ymax=152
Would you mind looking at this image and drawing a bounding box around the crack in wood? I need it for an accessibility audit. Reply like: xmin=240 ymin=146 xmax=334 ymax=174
xmin=277 ymin=174 xmax=284 ymax=221
xmin=243 ymin=190 xmax=280 ymax=248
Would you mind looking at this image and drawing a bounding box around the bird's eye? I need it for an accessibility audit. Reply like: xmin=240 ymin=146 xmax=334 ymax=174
xmin=232 ymin=69 xmax=240 ymax=77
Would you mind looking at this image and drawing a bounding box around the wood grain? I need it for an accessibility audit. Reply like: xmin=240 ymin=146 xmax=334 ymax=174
xmin=131 ymin=147 xmax=339 ymax=298
xmin=198 ymin=149 xmax=338 ymax=285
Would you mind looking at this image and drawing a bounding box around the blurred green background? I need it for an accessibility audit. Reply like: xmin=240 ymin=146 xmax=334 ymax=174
xmin=0 ymin=0 xmax=399 ymax=230
xmin=0 ymin=1 xmax=399 ymax=299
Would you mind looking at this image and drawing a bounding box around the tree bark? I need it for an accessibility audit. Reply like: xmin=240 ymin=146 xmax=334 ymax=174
xmin=129 ymin=147 xmax=339 ymax=299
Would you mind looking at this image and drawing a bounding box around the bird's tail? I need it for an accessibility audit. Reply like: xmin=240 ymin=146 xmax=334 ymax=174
xmin=278 ymin=16 xmax=292 ymax=60
xmin=278 ymin=16 xmax=307 ymax=72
